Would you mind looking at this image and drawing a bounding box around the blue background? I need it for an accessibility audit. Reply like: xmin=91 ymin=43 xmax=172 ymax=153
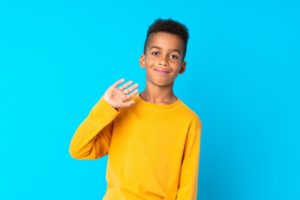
xmin=0 ymin=0 xmax=299 ymax=199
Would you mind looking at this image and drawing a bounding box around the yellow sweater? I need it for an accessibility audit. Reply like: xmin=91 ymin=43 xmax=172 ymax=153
xmin=69 ymin=95 xmax=202 ymax=200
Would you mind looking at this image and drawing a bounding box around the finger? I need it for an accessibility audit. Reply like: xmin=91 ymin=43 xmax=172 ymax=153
xmin=118 ymin=80 xmax=133 ymax=91
xmin=126 ymin=89 xmax=139 ymax=99
xmin=123 ymin=83 xmax=138 ymax=95
xmin=111 ymin=78 xmax=125 ymax=88
xmin=121 ymin=100 xmax=136 ymax=107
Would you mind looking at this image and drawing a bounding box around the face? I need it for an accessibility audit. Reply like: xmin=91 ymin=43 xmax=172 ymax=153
xmin=139 ymin=32 xmax=186 ymax=88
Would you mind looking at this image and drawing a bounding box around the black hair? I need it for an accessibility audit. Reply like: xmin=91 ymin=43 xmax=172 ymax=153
xmin=143 ymin=18 xmax=189 ymax=60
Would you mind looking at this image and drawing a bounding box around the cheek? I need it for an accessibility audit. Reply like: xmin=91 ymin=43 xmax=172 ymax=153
xmin=144 ymin=59 xmax=156 ymax=68
xmin=172 ymin=63 xmax=183 ymax=71
xmin=145 ymin=66 xmax=153 ymax=74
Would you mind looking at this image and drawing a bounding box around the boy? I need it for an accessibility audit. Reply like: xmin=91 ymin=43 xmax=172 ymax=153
xmin=69 ymin=18 xmax=202 ymax=200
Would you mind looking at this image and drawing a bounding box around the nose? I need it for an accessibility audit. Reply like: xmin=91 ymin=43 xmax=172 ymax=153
xmin=158 ymin=55 xmax=169 ymax=66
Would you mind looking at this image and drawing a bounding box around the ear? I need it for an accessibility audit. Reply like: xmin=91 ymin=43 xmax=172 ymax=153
xmin=139 ymin=54 xmax=145 ymax=68
xmin=179 ymin=61 xmax=186 ymax=74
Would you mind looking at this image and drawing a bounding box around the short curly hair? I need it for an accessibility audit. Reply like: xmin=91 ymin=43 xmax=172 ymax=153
xmin=143 ymin=18 xmax=189 ymax=60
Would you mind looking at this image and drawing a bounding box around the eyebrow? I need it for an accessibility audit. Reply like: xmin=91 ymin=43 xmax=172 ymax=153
xmin=149 ymin=46 xmax=182 ymax=55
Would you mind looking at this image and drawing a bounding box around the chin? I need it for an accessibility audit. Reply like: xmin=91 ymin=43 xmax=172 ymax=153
xmin=149 ymin=79 xmax=174 ymax=88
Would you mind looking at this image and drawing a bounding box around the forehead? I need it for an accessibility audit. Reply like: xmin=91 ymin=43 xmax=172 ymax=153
xmin=147 ymin=32 xmax=184 ymax=52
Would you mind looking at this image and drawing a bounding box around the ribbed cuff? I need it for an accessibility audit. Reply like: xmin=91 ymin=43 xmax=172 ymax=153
xmin=89 ymin=98 xmax=119 ymax=121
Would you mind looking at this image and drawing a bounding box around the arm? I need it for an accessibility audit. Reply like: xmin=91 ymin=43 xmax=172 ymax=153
xmin=176 ymin=117 xmax=202 ymax=200
xmin=69 ymin=98 xmax=119 ymax=160
xmin=69 ymin=78 xmax=139 ymax=160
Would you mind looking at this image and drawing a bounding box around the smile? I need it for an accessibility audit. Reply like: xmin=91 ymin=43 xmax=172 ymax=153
xmin=153 ymin=68 xmax=171 ymax=74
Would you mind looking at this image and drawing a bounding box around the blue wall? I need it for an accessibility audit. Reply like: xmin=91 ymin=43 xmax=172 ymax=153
xmin=0 ymin=0 xmax=299 ymax=199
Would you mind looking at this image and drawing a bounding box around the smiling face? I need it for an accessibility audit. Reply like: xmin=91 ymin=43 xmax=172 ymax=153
xmin=139 ymin=32 xmax=186 ymax=88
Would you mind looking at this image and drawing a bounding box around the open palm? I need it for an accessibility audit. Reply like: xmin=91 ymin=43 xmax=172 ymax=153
xmin=103 ymin=78 xmax=139 ymax=109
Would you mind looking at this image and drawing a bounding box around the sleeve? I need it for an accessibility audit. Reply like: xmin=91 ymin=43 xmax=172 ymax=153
xmin=176 ymin=117 xmax=202 ymax=200
xmin=69 ymin=98 xmax=119 ymax=160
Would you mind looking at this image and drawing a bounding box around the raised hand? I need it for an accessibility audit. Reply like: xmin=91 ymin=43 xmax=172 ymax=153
xmin=103 ymin=78 xmax=139 ymax=109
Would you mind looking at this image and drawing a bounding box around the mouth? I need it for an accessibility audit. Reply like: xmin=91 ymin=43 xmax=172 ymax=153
xmin=153 ymin=68 xmax=171 ymax=74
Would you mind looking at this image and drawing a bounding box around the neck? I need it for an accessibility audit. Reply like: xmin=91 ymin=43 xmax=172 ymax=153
xmin=140 ymin=82 xmax=178 ymax=105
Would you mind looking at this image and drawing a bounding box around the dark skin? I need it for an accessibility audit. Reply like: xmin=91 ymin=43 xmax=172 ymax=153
xmin=103 ymin=32 xmax=186 ymax=109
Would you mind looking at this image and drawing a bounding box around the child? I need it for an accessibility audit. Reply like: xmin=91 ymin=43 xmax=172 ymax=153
xmin=69 ymin=18 xmax=202 ymax=200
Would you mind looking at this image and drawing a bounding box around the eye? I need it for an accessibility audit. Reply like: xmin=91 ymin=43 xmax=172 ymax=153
xmin=151 ymin=51 xmax=160 ymax=56
xmin=171 ymin=54 xmax=179 ymax=60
